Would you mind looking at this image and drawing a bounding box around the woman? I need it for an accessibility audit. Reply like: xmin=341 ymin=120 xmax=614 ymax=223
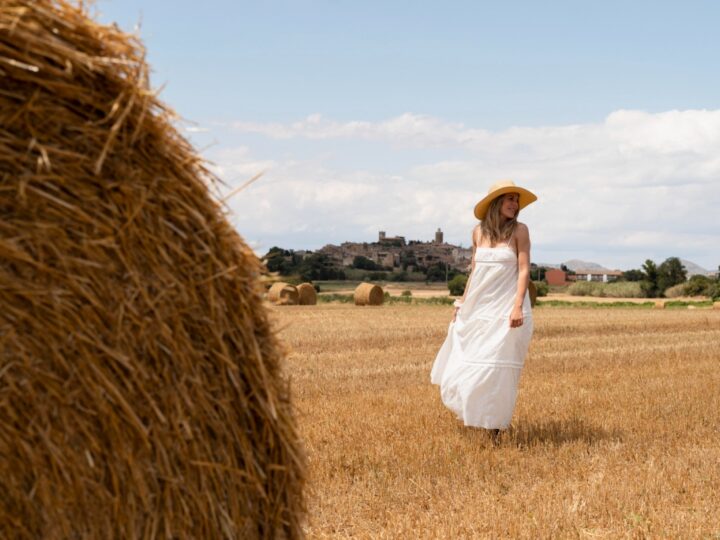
xmin=431 ymin=180 xmax=536 ymax=432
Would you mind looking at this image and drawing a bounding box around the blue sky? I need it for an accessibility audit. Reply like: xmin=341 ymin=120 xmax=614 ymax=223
xmin=97 ymin=1 xmax=720 ymax=271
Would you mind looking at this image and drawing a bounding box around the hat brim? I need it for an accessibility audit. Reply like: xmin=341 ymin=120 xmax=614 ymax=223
xmin=473 ymin=186 xmax=537 ymax=220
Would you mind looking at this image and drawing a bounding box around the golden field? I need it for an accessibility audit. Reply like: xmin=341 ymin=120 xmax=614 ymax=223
xmin=271 ymin=304 xmax=720 ymax=539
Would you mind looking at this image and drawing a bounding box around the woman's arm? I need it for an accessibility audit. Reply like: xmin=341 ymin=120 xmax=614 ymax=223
xmin=509 ymin=223 xmax=531 ymax=328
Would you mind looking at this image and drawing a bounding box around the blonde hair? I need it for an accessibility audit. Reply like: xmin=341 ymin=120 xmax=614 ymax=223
xmin=480 ymin=194 xmax=517 ymax=246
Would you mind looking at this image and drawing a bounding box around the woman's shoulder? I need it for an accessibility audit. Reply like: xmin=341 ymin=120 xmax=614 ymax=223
xmin=471 ymin=223 xmax=482 ymax=246
xmin=514 ymin=221 xmax=530 ymax=244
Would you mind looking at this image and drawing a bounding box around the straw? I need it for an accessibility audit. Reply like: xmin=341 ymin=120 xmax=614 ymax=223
xmin=0 ymin=2 xmax=305 ymax=538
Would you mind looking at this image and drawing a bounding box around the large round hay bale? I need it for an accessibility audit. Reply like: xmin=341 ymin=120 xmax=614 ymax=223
xmin=297 ymin=283 xmax=317 ymax=305
xmin=654 ymin=300 xmax=666 ymax=309
xmin=354 ymin=282 xmax=384 ymax=306
xmin=528 ymin=280 xmax=538 ymax=308
xmin=713 ymin=301 xmax=720 ymax=310
xmin=268 ymin=282 xmax=300 ymax=305
xmin=0 ymin=3 xmax=304 ymax=538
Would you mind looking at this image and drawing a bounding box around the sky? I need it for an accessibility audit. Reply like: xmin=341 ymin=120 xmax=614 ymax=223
xmin=97 ymin=1 xmax=720 ymax=271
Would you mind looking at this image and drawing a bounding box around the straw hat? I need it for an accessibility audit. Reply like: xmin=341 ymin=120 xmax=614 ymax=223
xmin=473 ymin=180 xmax=537 ymax=220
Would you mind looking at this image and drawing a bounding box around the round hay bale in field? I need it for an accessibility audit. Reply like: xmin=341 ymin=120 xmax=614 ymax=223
xmin=654 ymin=300 xmax=666 ymax=309
xmin=268 ymin=282 xmax=300 ymax=305
xmin=297 ymin=283 xmax=317 ymax=305
xmin=528 ymin=280 xmax=538 ymax=308
xmin=714 ymin=301 xmax=720 ymax=310
xmin=354 ymin=282 xmax=384 ymax=306
xmin=0 ymin=3 xmax=304 ymax=538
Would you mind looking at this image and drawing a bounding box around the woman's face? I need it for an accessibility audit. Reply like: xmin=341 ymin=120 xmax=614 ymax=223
xmin=500 ymin=193 xmax=520 ymax=220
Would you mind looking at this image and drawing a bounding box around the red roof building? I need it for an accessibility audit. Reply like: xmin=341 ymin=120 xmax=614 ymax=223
xmin=545 ymin=268 xmax=568 ymax=286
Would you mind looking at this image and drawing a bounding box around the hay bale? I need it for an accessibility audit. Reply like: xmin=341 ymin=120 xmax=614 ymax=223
xmin=654 ymin=300 xmax=666 ymax=309
xmin=714 ymin=301 xmax=720 ymax=310
xmin=0 ymin=3 xmax=304 ymax=538
xmin=528 ymin=280 xmax=538 ymax=308
xmin=354 ymin=282 xmax=384 ymax=306
xmin=268 ymin=282 xmax=300 ymax=305
xmin=297 ymin=283 xmax=317 ymax=305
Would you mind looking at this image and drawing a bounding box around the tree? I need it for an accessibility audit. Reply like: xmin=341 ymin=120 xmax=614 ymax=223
xmin=530 ymin=264 xmax=548 ymax=281
xmin=298 ymin=253 xmax=345 ymax=281
xmin=533 ymin=280 xmax=549 ymax=297
xmin=352 ymin=255 xmax=379 ymax=271
xmin=264 ymin=246 xmax=288 ymax=272
xmin=262 ymin=246 xmax=305 ymax=275
xmin=638 ymin=257 xmax=687 ymax=297
xmin=657 ymin=257 xmax=687 ymax=294
xmin=641 ymin=259 xmax=657 ymax=281
xmin=399 ymin=249 xmax=416 ymax=270
xmin=425 ymin=263 xmax=446 ymax=282
xmin=685 ymin=275 xmax=713 ymax=296
xmin=425 ymin=262 xmax=457 ymax=283
xmin=641 ymin=259 xmax=660 ymax=298
xmin=622 ymin=269 xmax=645 ymax=282
xmin=448 ymin=274 xmax=468 ymax=296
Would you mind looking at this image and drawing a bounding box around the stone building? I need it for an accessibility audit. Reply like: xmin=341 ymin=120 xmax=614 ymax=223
xmin=317 ymin=229 xmax=471 ymax=272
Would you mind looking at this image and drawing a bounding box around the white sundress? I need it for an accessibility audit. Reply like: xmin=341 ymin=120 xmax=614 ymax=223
xmin=430 ymin=240 xmax=533 ymax=429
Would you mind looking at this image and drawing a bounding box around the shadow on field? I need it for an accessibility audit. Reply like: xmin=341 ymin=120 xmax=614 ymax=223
xmin=506 ymin=418 xmax=621 ymax=448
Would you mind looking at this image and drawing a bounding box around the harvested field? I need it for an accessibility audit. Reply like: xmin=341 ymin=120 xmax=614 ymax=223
xmin=271 ymin=305 xmax=720 ymax=537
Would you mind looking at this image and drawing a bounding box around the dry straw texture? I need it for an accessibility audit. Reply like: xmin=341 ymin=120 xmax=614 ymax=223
xmin=0 ymin=2 xmax=304 ymax=538
xmin=354 ymin=282 xmax=383 ymax=306
xmin=273 ymin=304 xmax=720 ymax=537
xmin=268 ymin=282 xmax=299 ymax=305
xmin=296 ymin=283 xmax=317 ymax=306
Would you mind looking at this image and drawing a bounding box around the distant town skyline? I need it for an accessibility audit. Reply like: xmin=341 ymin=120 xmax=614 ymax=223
xmin=98 ymin=1 xmax=720 ymax=270
xmin=300 ymin=229 xmax=715 ymax=275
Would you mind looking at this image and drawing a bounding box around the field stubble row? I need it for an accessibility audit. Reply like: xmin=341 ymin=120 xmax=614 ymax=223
xmin=270 ymin=304 xmax=720 ymax=538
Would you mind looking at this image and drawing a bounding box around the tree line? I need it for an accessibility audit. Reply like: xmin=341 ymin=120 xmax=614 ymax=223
xmin=263 ymin=247 xmax=718 ymax=299
xmin=534 ymin=256 xmax=718 ymax=298
xmin=263 ymin=248 xmax=346 ymax=281
xmin=622 ymin=257 xmax=719 ymax=298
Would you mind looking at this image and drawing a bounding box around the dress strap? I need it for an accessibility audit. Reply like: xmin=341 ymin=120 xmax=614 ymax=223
xmin=505 ymin=227 xmax=516 ymax=249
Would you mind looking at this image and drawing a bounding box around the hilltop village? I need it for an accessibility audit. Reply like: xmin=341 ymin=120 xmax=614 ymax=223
xmin=263 ymin=228 xmax=474 ymax=282
xmin=316 ymin=229 xmax=473 ymax=273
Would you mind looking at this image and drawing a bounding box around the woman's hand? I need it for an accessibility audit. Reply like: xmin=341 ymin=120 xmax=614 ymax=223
xmin=452 ymin=306 xmax=460 ymax=322
xmin=509 ymin=305 xmax=524 ymax=328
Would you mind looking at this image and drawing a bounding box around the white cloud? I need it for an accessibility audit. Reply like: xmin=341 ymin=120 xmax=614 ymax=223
xmin=184 ymin=126 xmax=210 ymax=133
xmin=209 ymin=146 xmax=276 ymax=185
xmin=230 ymin=113 xmax=487 ymax=147
xmin=607 ymin=109 xmax=720 ymax=156
xmin=214 ymin=109 xmax=720 ymax=270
